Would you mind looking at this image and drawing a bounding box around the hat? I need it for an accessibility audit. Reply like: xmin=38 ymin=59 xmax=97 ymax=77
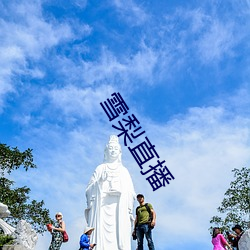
xmin=137 ymin=194 xmax=144 ymax=198
xmin=55 ymin=212 xmax=63 ymax=218
xmin=232 ymin=225 xmax=243 ymax=231
xmin=84 ymin=227 xmax=94 ymax=234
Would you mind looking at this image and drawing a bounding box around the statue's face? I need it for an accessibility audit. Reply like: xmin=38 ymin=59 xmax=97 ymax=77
xmin=107 ymin=142 xmax=120 ymax=160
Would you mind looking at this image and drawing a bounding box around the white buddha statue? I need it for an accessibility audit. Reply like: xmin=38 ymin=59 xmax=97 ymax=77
xmin=85 ymin=135 xmax=136 ymax=250
xmin=239 ymin=228 xmax=250 ymax=250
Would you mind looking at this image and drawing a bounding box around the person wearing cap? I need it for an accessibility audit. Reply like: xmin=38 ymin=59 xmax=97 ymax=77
xmin=79 ymin=227 xmax=96 ymax=250
xmin=133 ymin=194 xmax=156 ymax=250
xmin=49 ymin=212 xmax=66 ymax=250
xmin=230 ymin=225 xmax=244 ymax=250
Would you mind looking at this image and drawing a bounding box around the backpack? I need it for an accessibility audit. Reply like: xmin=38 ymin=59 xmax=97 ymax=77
xmin=136 ymin=203 xmax=154 ymax=229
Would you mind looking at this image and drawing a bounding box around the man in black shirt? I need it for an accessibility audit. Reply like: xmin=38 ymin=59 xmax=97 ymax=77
xmin=230 ymin=224 xmax=244 ymax=250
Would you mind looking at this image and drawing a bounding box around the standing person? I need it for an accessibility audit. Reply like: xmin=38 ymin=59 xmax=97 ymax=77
xmin=231 ymin=225 xmax=244 ymax=250
xmin=49 ymin=212 xmax=66 ymax=250
xmin=226 ymin=231 xmax=237 ymax=249
xmin=85 ymin=135 xmax=136 ymax=250
xmin=79 ymin=227 xmax=96 ymax=250
xmin=211 ymin=227 xmax=232 ymax=250
xmin=133 ymin=194 xmax=156 ymax=250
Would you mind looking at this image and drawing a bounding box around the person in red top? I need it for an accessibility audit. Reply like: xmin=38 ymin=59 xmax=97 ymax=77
xmin=212 ymin=227 xmax=232 ymax=250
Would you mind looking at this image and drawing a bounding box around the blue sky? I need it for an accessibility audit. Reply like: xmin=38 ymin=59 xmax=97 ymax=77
xmin=1 ymin=0 xmax=250 ymax=249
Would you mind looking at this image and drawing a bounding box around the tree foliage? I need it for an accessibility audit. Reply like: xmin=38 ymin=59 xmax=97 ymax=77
xmin=0 ymin=234 xmax=14 ymax=246
xmin=210 ymin=167 xmax=250 ymax=232
xmin=0 ymin=143 xmax=52 ymax=233
xmin=0 ymin=144 xmax=36 ymax=175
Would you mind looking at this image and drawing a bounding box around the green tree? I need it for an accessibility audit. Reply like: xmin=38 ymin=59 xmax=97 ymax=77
xmin=0 ymin=143 xmax=52 ymax=233
xmin=210 ymin=167 xmax=250 ymax=232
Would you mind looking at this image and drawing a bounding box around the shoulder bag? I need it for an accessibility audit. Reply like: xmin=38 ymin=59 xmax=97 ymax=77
xmin=62 ymin=230 xmax=69 ymax=242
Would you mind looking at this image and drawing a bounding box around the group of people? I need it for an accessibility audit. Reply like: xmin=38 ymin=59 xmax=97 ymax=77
xmin=47 ymin=212 xmax=96 ymax=250
xmin=47 ymin=135 xmax=247 ymax=250
xmin=48 ymin=208 xmax=247 ymax=250
xmin=48 ymin=193 xmax=156 ymax=250
xmin=80 ymin=193 xmax=156 ymax=250
xmin=212 ymin=224 xmax=245 ymax=250
xmin=48 ymin=135 xmax=156 ymax=250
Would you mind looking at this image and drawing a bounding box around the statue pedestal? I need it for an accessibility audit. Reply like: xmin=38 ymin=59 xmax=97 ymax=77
xmin=1 ymin=245 xmax=26 ymax=250
xmin=239 ymin=229 xmax=250 ymax=250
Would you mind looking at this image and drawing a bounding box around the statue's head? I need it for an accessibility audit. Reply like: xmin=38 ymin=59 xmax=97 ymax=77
xmin=104 ymin=135 xmax=122 ymax=163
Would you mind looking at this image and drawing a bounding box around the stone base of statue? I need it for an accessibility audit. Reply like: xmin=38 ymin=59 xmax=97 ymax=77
xmin=12 ymin=220 xmax=38 ymax=250
xmin=239 ymin=229 xmax=250 ymax=250
xmin=1 ymin=245 xmax=26 ymax=250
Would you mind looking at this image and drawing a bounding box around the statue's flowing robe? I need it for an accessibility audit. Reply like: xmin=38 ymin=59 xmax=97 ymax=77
xmin=85 ymin=163 xmax=136 ymax=250
xmin=239 ymin=229 xmax=250 ymax=250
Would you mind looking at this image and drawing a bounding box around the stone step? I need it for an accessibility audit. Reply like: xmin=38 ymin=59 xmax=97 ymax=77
xmin=1 ymin=245 xmax=26 ymax=250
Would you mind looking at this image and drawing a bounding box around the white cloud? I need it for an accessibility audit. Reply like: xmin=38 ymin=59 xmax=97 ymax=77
xmin=196 ymin=20 xmax=235 ymax=63
xmin=222 ymin=84 xmax=250 ymax=115
xmin=189 ymin=8 xmax=210 ymax=33
xmin=81 ymin=48 xmax=127 ymax=85
xmin=159 ymin=7 xmax=240 ymax=67
xmin=73 ymin=0 xmax=87 ymax=9
xmin=81 ymin=45 xmax=158 ymax=86
xmin=0 ymin=1 xmax=74 ymax=110
xmin=127 ymin=43 xmax=158 ymax=84
xmin=112 ymin=0 xmax=148 ymax=26
xmin=0 ymin=45 xmax=25 ymax=111
xmin=0 ymin=2 xmax=73 ymax=58
xmin=48 ymin=84 xmax=116 ymax=119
